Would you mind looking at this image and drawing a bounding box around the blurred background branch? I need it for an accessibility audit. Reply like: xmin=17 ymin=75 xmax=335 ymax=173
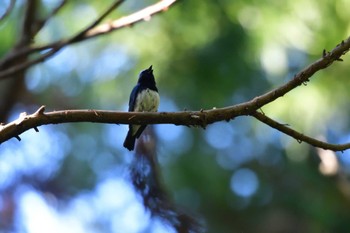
xmin=0 ymin=0 xmax=177 ymax=80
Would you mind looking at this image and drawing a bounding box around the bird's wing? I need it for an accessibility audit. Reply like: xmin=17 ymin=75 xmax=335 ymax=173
xmin=128 ymin=84 xmax=140 ymax=112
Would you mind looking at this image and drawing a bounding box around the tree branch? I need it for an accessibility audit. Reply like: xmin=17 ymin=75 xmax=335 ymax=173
xmin=1 ymin=95 xmax=350 ymax=152
xmin=251 ymin=111 xmax=350 ymax=151
xmin=0 ymin=105 xmax=241 ymax=144
xmin=0 ymin=0 xmax=178 ymax=80
xmin=1 ymin=11 xmax=350 ymax=152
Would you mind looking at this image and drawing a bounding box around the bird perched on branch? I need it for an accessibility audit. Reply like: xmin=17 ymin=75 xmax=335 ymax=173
xmin=123 ymin=65 xmax=160 ymax=151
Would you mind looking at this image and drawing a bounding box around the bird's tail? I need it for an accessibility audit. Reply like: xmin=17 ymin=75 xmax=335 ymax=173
xmin=123 ymin=131 xmax=136 ymax=151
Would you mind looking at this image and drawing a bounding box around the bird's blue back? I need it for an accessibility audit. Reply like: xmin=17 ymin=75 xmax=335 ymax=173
xmin=128 ymin=84 xmax=146 ymax=112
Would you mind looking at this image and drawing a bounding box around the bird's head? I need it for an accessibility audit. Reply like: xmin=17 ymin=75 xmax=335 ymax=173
xmin=138 ymin=65 xmax=156 ymax=86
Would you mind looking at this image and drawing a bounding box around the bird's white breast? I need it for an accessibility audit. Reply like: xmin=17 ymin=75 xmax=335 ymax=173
xmin=131 ymin=89 xmax=159 ymax=136
xmin=134 ymin=88 xmax=160 ymax=112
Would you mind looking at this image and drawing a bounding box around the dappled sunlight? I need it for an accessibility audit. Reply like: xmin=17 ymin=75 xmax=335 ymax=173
xmin=283 ymin=137 xmax=309 ymax=162
xmin=317 ymin=148 xmax=339 ymax=176
xmin=17 ymin=178 xmax=174 ymax=233
xmin=264 ymin=84 xmax=332 ymax=135
xmin=0 ymin=125 xmax=70 ymax=188
xmin=230 ymin=168 xmax=259 ymax=198
xmin=205 ymin=122 xmax=234 ymax=150
xmin=25 ymin=65 xmax=51 ymax=93
xmin=260 ymin=44 xmax=288 ymax=77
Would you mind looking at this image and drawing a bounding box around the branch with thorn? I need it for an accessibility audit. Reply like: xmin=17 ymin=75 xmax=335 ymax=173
xmin=2 ymin=31 xmax=350 ymax=152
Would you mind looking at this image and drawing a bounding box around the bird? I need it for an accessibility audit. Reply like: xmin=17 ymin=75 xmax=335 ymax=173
xmin=123 ymin=65 xmax=160 ymax=151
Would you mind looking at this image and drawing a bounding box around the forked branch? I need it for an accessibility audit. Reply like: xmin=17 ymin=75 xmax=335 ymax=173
xmin=1 ymin=33 xmax=350 ymax=152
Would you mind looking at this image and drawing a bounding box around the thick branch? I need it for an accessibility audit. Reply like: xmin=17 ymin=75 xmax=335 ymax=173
xmin=1 ymin=103 xmax=349 ymax=152
xmin=251 ymin=111 xmax=350 ymax=151
xmin=0 ymin=105 xmax=244 ymax=144
xmin=0 ymin=0 xmax=178 ymax=80
xmin=1 ymin=36 xmax=350 ymax=148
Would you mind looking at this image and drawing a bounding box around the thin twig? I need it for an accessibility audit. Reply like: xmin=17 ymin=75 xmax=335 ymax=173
xmin=69 ymin=0 xmax=125 ymax=42
xmin=84 ymin=0 xmax=177 ymax=38
xmin=251 ymin=111 xmax=350 ymax=151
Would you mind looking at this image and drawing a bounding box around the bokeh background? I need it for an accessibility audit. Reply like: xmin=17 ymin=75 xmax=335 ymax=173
xmin=1 ymin=0 xmax=350 ymax=232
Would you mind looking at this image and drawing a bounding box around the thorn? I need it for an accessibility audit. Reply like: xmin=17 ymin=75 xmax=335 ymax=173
xmin=322 ymin=49 xmax=327 ymax=57
xmin=35 ymin=105 xmax=46 ymax=115
xmin=15 ymin=135 xmax=21 ymax=141
xmin=259 ymin=108 xmax=265 ymax=115
xmin=34 ymin=127 xmax=39 ymax=132
xmin=341 ymin=40 xmax=345 ymax=45
xmin=200 ymin=109 xmax=204 ymax=113
xmin=336 ymin=58 xmax=343 ymax=62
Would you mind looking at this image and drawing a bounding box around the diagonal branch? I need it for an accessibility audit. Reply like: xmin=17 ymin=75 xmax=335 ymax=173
xmin=0 ymin=0 xmax=124 ymax=78
xmin=251 ymin=111 xmax=350 ymax=151
xmin=0 ymin=0 xmax=178 ymax=80
xmin=84 ymin=0 xmax=178 ymax=38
